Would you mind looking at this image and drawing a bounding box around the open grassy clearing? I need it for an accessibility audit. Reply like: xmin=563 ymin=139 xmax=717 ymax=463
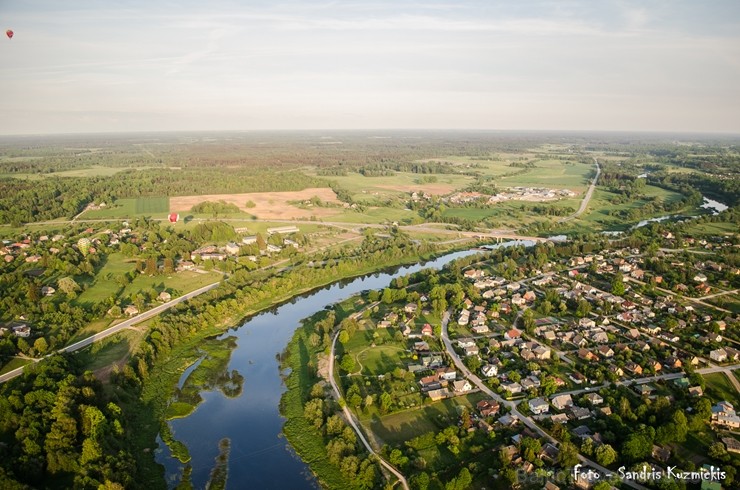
xmin=74 ymin=252 xmax=221 ymax=309
xmin=321 ymin=171 xmax=473 ymax=203
xmin=170 ymin=188 xmax=341 ymax=220
xmin=78 ymin=328 xmax=145 ymax=371
xmin=682 ymin=221 xmax=739 ymax=236
xmin=0 ymin=357 xmax=34 ymax=375
xmin=75 ymin=253 xmax=137 ymax=305
xmin=122 ymin=269 xmax=222 ymax=297
xmin=704 ymin=372 xmax=740 ymax=407
xmin=363 ymin=392 xmax=488 ymax=446
xmin=331 ymin=207 xmax=423 ymax=224
xmin=575 ymin=186 xmax=687 ymax=230
xmin=81 ymin=197 xmax=169 ymax=219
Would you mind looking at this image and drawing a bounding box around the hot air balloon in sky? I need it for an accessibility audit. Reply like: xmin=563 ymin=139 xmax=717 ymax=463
xmin=6 ymin=30 xmax=13 ymax=39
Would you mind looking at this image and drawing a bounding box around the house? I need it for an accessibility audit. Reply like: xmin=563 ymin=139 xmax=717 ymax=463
xmin=464 ymin=345 xmax=480 ymax=357
xmin=124 ymin=305 xmax=139 ymax=317
xmin=471 ymin=324 xmax=490 ymax=334
xmin=456 ymin=338 xmax=476 ymax=348
xmin=569 ymin=406 xmax=592 ymax=420
xmin=502 ymin=382 xmax=523 ymax=394
xmin=584 ymin=393 xmax=603 ymax=405
xmin=533 ymin=345 xmax=551 ymax=360
xmin=419 ymin=375 xmax=442 ymax=392
xmin=437 ymin=367 xmax=457 ymax=381
xmin=551 ymin=394 xmax=574 ymax=411
xmin=689 ymin=386 xmax=704 ymax=397
xmin=597 ymin=346 xmax=614 ymax=358
xmin=40 ymin=286 xmax=56 ymax=296
xmin=477 ymin=399 xmax=500 ymax=417
xmin=579 ymin=318 xmax=596 ymax=328
xmin=693 ymin=273 xmax=708 ymax=283
xmin=710 ymin=348 xmax=728 ymax=363
xmin=722 ymin=437 xmax=740 ymax=454
xmin=529 ymin=397 xmax=550 ymax=415
xmin=224 ymin=242 xmax=241 ymax=255
xmin=414 ymin=341 xmax=430 ymax=353
xmin=12 ymin=324 xmax=31 ymax=337
xmin=427 ymin=388 xmax=449 ymax=401
xmin=578 ymin=348 xmax=598 ymax=362
xmin=498 ymin=414 xmax=518 ymax=427
xmin=404 ymin=303 xmax=418 ymax=314
xmin=627 ymin=328 xmax=641 ymax=339
xmin=481 ymin=364 xmax=498 ymax=377
xmin=634 ymin=384 xmax=655 ymax=396
xmin=177 ymin=260 xmax=195 ymax=271
xmin=550 ymin=413 xmax=569 ymax=424
xmin=452 ymin=380 xmax=472 ymax=393
xmin=505 ymin=328 xmax=522 ymax=340
xmin=421 ymin=324 xmax=434 ymax=337
xmin=652 ymin=445 xmax=671 ymax=463
xmin=157 ymin=291 xmax=172 ymax=302
xmin=625 ymin=362 xmax=643 ymax=375
xmin=523 ymin=290 xmax=537 ymax=302
xmin=267 ymin=226 xmax=299 ymax=235
xmin=463 ymin=269 xmax=485 ymax=280
xmin=711 ymin=401 xmax=740 ymax=429
xmin=664 ymin=356 xmax=682 ymax=369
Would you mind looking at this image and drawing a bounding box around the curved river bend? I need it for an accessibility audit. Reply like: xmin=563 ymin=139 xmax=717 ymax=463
xmin=156 ymin=242 xmax=535 ymax=489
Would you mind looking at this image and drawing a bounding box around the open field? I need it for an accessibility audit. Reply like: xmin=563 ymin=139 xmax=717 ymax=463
xmin=704 ymin=372 xmax=740 ymax=407
xmin=320 ymin=172 xmax=473 ymax=202
xmin=0 ymin=165 xmax=156 ymax=180
xmin=81 ymin=197 xmax=169 ymax=219
xmin=574 ymin=185 xmax=687 ymax=230
xmin=78 ymin=328 xmax=145 ymax=372
xmin=682 ymin=221 xmax=739 ymax=236
xmin=74 ymin=253 xmax=222 ymax=309
xmin=364 ymin=392 xmax=488 ymax=446
xmin=0 ymin=357 xmax=34 ymax=375
xmin=170 ymin=187 xmax=341 ymax=219
xmin=331 ymin=206 xmax=423 ymax=224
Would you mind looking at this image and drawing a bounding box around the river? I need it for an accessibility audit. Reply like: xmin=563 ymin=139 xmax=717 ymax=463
xmin=155 ymin=242 xmax=532 ymax=489
xmin=602 ymin=196 xmax=729 ymax=236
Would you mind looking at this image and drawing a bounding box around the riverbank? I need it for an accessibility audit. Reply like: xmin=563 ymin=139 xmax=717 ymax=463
xmin=132 ymin=239 xmax=481 ymax=486
xmin=280 ymin=308 xmax=362 ymax=490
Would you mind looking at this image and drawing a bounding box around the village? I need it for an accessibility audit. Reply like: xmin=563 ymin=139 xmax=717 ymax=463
xmin=0 ymin=220 xmax=305 ymax=363
xmin=335 ymin=231 xmax=739 ymax=489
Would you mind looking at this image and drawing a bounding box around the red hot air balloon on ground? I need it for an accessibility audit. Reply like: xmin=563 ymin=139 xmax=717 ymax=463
xmin=6 ymin=30 xmax=13 ymax=39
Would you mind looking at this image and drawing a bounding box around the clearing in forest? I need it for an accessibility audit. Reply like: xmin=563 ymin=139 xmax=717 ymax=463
xmin=170 ymin=188 xmax=342 ymax=219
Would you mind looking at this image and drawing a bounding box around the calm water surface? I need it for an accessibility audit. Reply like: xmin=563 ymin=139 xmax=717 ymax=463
xmin=155 ymin=246 xmax=529 ymax=489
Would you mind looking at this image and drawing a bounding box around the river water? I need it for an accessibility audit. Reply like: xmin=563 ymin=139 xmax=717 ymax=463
xmin=155 ymin=243 xmax=533 ymax=489
xmin=602 ymin=196 xmax=729 ymax=236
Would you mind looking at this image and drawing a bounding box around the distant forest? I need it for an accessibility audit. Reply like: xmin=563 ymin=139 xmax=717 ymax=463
xmin=0 ymin=131 xmax=738 ymax=225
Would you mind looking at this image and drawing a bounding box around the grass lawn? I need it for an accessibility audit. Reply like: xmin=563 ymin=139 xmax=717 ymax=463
xmin=322 ymin=171 xmax=473 ymax=202
xmin=75 ymin=253 xmax=136 ymax=306
xmin=575 ymin=185 xmax=687 ymax=231
xmin=704 ymin=372 xmax=740 ymax=406
xmin=81 ymin=197 xmax=168 ymax=219
xmin=682 ymin=221 xmax=739 ymax=236
xmin=67 ymin=318 xmax=115 ymax=344
xmin=331 ymin=207 xmax=423 ymax=224
xmin=78 ymin=329 xmax=145 ymax=371
xmin=355 ymin=345 xmax=407 ymax=375
xmin=363 ymin=392 xmax=488 ymax=446
xmin=0 ymin=357 xmax=34 ymax=375
xmin=121 ymin=269 xmax=222 ymax=297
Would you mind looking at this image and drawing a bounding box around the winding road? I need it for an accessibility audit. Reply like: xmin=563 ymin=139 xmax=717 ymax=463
xmin=329 ymin=330 xmax=409 ymax=490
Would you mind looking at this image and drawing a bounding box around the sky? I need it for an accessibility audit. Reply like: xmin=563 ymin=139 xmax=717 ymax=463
xmin=0 ymin=0 xmax=739 ymax=135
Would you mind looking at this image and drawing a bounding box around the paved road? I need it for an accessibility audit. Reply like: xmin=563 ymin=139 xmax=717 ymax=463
xmin=0 ymin=281 xmax=222 ymax=384
xmin=560 ymin=158 xmax=600 ymax=223
xmin=329 ymin=331 xmax=409 ymax=490
xmin=440 ymin=311 xmax=649 ymax=490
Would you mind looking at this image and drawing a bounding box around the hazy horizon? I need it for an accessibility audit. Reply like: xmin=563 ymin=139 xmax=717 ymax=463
xmin=1 ymin=0 xmax=739 ymax=135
